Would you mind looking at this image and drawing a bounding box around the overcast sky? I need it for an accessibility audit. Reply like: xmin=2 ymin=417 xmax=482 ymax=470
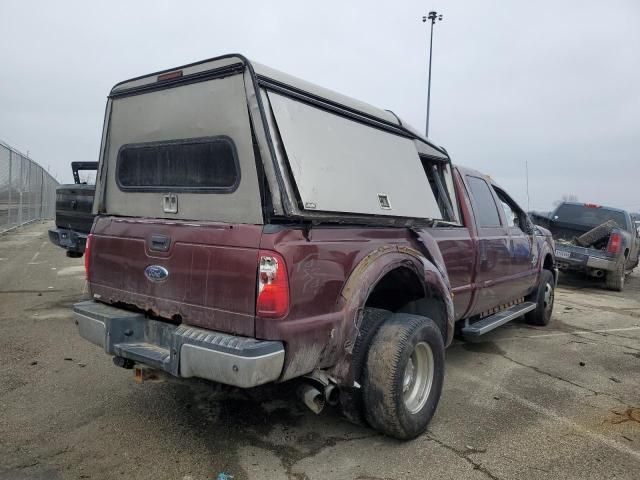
xmin=1 ymin=0 xmax=638 ymax=212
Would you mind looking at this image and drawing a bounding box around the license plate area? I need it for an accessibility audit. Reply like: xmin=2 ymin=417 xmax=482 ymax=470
xmin=555 ymin=249 xmax=571 ymax=259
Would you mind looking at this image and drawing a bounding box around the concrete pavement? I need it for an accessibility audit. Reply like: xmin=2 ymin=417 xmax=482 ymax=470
xmin=1 ymin=222 xmax=638 ymax=480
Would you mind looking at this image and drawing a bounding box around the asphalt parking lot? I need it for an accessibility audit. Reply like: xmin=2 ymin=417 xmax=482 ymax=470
xmin=1 ymin=222 xmax=639 ymax=480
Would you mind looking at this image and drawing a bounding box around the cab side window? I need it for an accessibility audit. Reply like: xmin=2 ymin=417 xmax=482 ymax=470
xmin=466 ymin=176 xmax=502 ymax=228
xmin=494 ymin=187 xmax=528 ymax=234
xmin=500 ymin=201 xmax=516 ymax=228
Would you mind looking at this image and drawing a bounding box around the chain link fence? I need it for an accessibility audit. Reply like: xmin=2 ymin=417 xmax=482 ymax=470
xmin=0 ymin=139 xmax=59 ymax=233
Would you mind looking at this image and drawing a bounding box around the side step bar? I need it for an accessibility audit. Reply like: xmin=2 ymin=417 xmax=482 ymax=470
xmin=462 ymin=302 xmax=536 ymax=337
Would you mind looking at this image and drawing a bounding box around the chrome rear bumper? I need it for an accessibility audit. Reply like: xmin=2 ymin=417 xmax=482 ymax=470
xmin=73 ymin=300 xmax=284 ymax=388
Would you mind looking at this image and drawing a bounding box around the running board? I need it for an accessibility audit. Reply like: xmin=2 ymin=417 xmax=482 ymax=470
xmin=462 ymin=302 xmax=536 ymax=337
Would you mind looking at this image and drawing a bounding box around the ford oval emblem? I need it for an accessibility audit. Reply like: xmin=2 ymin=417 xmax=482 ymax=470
xmin=145 ymin=265 xmax=169 ymax=282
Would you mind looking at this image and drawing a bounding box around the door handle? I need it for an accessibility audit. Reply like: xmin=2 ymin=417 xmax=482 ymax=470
xmin=479 ymin=242 xmax=488 ymax=263
xmin=149 ymin=234 xmax=171 ymax=252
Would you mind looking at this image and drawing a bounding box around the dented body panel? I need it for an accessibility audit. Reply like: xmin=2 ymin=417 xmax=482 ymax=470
xmin=255 ymin=227 xmax=454 ymax=382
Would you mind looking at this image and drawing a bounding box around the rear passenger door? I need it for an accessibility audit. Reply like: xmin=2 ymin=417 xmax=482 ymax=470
xmin=493 ymin=187 xmax=538 ymax=299
xmin=428 ymin=167 xmax=476 ymax=320
xmin=464 ymin=175 xmax=512 ymax=315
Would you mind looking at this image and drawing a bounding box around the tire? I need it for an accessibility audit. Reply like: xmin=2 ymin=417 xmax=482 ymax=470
xmin=525 ymin=269 xmax=555 ymax=326
xmin=351 ymin=308 xmax=393 ymax=383
xmin=605 ymin=261 xmax=625 ymax=291
xmin=339 ymin=307 xmax=392 ymax=425
xmin=575 ymin=220 xmax=618 ymax=247
xmin=362 ymin=313 xmax=445 ymax=440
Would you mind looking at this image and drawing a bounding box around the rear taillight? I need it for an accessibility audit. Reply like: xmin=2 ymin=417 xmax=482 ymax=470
xmin=607 ymin=232 xmax=622 ymax=255
xmin=84 ymin=234 xmax=93 ymax=281
xmin=256 ymin=251 xmax=289 ymax=319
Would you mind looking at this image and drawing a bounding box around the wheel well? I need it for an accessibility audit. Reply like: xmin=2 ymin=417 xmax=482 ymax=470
xmin=365 ymin=266 xmax=448 ymax=340
xmin=543 ymin=253 xmax=554 ymax=271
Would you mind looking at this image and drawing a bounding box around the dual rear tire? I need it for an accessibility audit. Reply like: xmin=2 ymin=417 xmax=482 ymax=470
xmin=360 ymin=312 xmax=445 ymax=440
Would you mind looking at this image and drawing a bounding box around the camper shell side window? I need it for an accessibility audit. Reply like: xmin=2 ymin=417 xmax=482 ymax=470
xmin=116 ymin=136 xmax=240 ymax=193
xmin=420 ymin=156 xmax=460 ymax=224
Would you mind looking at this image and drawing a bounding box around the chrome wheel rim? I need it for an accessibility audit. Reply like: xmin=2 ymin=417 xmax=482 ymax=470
xmin=543 ymin=282 xmax=554 ymax=316
xmin=402 ymin=341 xmax=434 ymax=414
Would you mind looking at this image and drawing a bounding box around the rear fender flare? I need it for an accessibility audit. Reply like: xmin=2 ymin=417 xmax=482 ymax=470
xmin=328 ymin=245 xmax=454 ymax=385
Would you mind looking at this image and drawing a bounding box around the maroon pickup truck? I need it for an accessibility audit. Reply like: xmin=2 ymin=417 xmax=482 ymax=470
xmin=74 ymin=54 xmax=556 ymax=440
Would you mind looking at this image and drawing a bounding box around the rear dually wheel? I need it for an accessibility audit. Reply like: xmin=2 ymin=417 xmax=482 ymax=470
xmin=362 ymin=313 xmax=445 ymax=440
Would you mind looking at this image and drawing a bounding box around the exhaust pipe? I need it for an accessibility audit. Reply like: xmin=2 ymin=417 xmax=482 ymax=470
xmin=324 ymin=384 xmax=340 ymax=406
xmin=298 ymin=384 xmax=325 ymax=414
xmin=589 ymin=269 xmax=604 ymax=278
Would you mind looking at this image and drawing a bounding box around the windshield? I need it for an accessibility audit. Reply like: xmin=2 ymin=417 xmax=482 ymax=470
xmin=553 ymin=204 xmax=628 ymax=231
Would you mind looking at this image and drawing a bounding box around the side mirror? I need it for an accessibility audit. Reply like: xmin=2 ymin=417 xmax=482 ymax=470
xmin=528 ymin=221 xmax=536 ymax=235
xmin=519 ymin=216 xmax=534 ymax=234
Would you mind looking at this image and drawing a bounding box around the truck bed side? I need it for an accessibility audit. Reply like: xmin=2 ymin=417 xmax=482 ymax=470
xmin=256 ymin=225 xmax=452 ymax=382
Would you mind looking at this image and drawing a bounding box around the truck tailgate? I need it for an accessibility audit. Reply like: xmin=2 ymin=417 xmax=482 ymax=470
xmin=555 ymin=243 xmax=616 ymax=270
xmin=55 ymin=184 xmax=95 ymax=233
xmin=89 ymin=217 xmax=261 ymax=337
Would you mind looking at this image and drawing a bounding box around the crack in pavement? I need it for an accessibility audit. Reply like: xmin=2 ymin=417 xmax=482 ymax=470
xmin=451 ymin=366 xmax=640 ymax=464
xmin=426 ymin=433 xmax=501 ymax=480
xmin=498 ymin=454 xmax=550 ymax=474
xmin=559 ymin=298 xmax=640 ymax=319
xmin=1 ymin=446 xmax=71 ymax=473
xmin=532 ymin=325 xmax=640 ymax=353
xmin=584 ymin=332 xmax=640 ymax=352
xmin=355 ymin=475 xmax=397 ymax=480
xmin=462 ymin=320 xmax=640 ymax=343
xmin=587 ymin=330 xmax=640 ymax=345
xmin=471 ymin=322 xmax=640 ymax=354
xmin=499 ymin=353 xmax=630 ymax=407
xmin=283 ymin=433 xmax=380 ymax=480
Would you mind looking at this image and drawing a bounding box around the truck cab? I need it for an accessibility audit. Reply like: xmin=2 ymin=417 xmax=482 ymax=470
xmin=430 ymin=166 xmax=556 ymax=334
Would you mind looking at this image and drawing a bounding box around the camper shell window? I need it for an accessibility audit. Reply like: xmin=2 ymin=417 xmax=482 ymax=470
xmin=421 ymin=157 xmax=459 ymax=223
xmin=116 ymin=136 xmax=240 ymax=192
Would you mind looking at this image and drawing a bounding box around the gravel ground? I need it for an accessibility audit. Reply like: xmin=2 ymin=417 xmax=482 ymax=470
xmin=1 ymin=222 xmax=639 ymax=480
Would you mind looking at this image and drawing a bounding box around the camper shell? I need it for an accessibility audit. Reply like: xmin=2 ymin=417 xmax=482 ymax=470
xmin=93 ymin=54 xmax=456 ymax=227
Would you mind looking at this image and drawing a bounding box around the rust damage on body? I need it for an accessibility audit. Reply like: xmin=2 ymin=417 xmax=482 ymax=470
xmin=326 ymin=244 xmax=453 ymax=386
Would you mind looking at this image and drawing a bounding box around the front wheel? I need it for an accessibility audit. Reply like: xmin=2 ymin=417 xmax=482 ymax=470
xmin=525 ymin=269 xmax=555 ymax=326
xmin=362 ymin=313 xmax=445 ymax=440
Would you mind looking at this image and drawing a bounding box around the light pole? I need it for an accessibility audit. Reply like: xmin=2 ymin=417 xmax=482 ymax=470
xmin=423 ymin=11 xmax=443 ymax=138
